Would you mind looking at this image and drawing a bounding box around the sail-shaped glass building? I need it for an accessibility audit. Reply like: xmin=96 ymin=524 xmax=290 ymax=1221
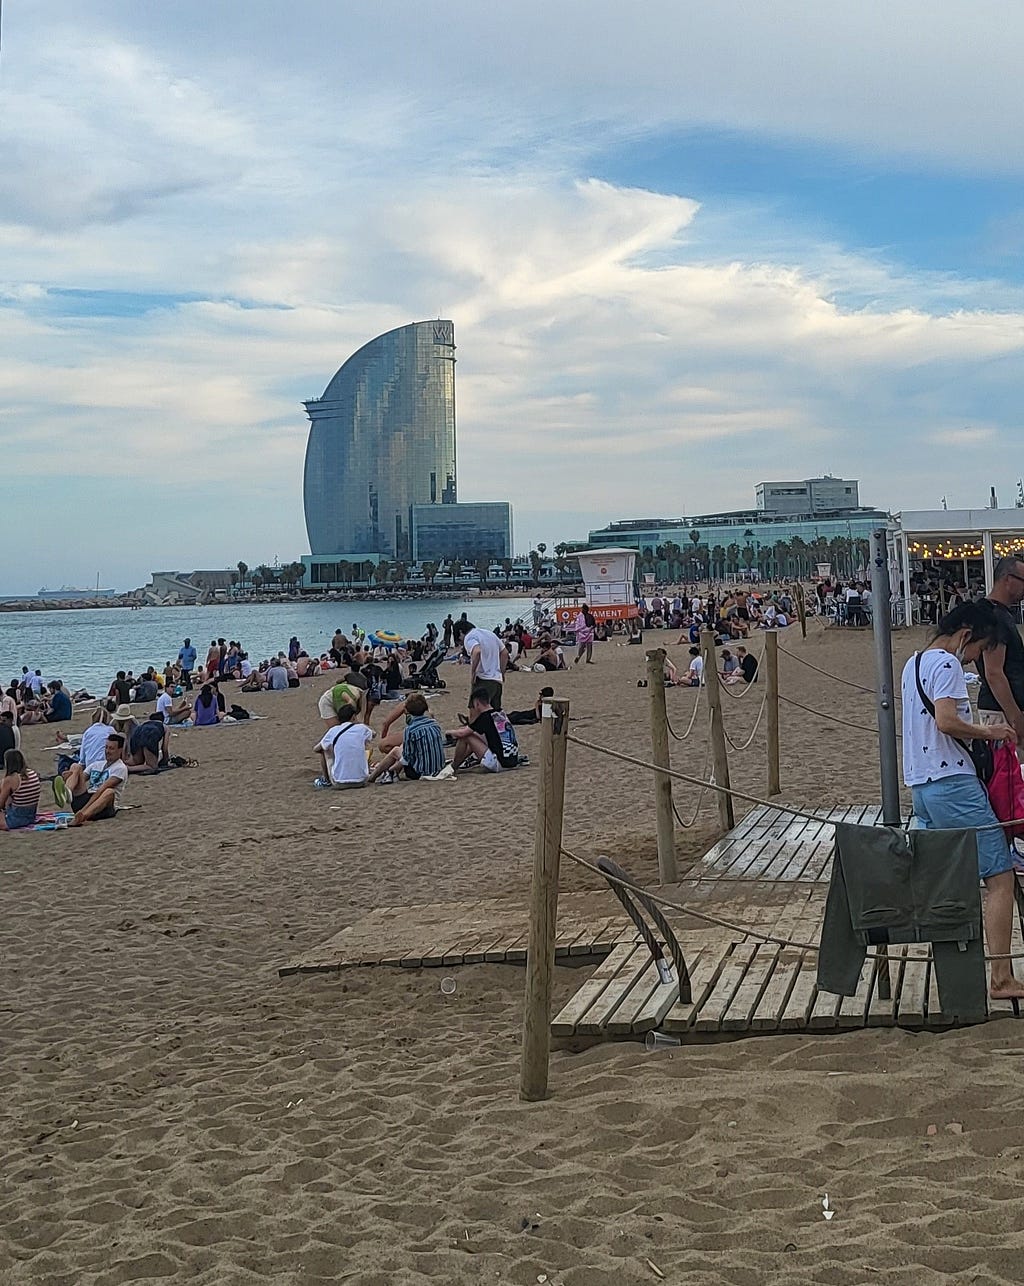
xmin=303 ymin=320 xmax=457 ymax=559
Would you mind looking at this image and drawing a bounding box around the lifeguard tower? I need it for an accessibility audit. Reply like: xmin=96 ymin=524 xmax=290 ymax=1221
xmin=553 ymin=548 xmax=640 ymax=629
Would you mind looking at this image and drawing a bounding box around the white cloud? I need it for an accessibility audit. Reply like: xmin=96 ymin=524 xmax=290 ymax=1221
xmin=2 ymin=5 xmax=1024 ymax=591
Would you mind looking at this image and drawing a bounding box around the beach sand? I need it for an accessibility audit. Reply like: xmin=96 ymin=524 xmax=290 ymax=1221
xmin=5 ymin=624 xmax=1024 ymax=1283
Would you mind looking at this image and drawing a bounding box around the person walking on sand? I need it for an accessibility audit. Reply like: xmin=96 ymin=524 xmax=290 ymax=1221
xmin=573 ymin=605 xmax=596 ymax=665
xmin=177 ymin=638 xmax=197 ymax=690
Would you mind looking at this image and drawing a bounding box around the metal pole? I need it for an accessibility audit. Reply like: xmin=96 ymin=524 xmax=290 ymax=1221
xmin=870 ymin=529 xmax=901 ymax=825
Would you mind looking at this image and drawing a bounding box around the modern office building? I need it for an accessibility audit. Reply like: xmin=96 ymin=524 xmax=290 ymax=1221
xmin=410 ymin=502 xmax=512 ymax=563
xmin=303 ymin=320 xmax=457 ymax=559
xmin=755 ymin=476 xmax=860 ymax=515
xmin=588 ymin=480 xmax=887 ymax=560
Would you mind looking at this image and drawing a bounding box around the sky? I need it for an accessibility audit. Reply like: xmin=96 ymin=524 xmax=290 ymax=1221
xmin=3 ymin=1 xmax=1024 ymax=592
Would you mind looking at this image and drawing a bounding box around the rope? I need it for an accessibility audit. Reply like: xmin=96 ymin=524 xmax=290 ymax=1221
xmin=779 ymin=693 xmax=902 ymax=739
xmin=720 ymin=675 xmax=759 ymax=699
xmin=560 ymin=845 xmax=1024 ymax=963
xmin=721 ymin=693 xmax=768 ymax=751
xmin=665 ymin=683 xmax=703 ymax=742
xmin=777 ymin=645 xmax=875 ymax=693
xmin=671 ymin=740 xmax=713 ymax=828
xmin=564 ymin=731 xmax=1024 ymax=834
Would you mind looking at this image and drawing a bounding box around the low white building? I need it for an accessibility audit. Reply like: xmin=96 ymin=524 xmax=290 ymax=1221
xmin=889 ymin=508 xmax=1024 ymax=623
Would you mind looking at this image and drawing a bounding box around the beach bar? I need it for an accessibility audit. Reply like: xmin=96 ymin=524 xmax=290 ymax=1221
xmin=889 ymin=507 xmax=1024 ymax=624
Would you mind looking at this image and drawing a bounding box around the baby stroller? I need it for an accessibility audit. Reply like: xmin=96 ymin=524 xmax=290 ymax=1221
xmin=413 ymin=646 xmax=448 ymax=689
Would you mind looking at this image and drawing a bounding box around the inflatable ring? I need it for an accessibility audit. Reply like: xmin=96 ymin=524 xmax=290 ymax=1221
xmin=370 ymin=629 xmax=403 ymax=647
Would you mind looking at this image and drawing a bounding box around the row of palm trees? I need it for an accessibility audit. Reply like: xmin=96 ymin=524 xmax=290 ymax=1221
xmin=639 ymin=532 xmax=872 ymax=582
xmin=228 ymin=532 xmax=871 ymax=596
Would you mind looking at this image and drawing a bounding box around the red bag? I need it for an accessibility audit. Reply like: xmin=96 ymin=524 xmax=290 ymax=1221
xmin=986 ymin=743 xmax=1024 ymax=840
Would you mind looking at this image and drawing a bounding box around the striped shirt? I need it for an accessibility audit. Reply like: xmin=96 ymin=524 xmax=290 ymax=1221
xmin=402 ymin=715 xmax=446 ymax=778
xmin=10 ymin=769 xmax=41 ymax=811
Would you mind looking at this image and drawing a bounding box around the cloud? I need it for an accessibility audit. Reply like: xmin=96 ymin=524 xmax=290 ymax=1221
xmin=3 ymin=5 xmax=1024 ymax=590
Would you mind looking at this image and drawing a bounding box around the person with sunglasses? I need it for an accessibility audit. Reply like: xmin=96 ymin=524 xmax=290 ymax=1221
xmin=976 ymin=556 xmax=1024 ymax=753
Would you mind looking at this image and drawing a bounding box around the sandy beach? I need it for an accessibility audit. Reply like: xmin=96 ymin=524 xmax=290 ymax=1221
xmin=5 ymin=624 xmax=1024 ymax=1284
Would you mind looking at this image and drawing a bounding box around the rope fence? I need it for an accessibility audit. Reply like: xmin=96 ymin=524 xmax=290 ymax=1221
xmin=779 ymin=692 xmax=902 ymax=739
xmin=721 ymin=692 xmax=768 ymax=751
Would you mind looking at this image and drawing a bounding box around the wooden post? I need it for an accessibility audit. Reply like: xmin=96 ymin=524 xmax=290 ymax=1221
xmin=646 ymin=649 xmax=677 ymax=884
xmin=520 ymin=696 xmax=570 ymax=1102
xmin=765 ymin=629 xmax=781 ymax=797
xmin=795 ymin=582 xmax=807 ymax=638
xmin=701 ymin=628 xmax=734 ymax=830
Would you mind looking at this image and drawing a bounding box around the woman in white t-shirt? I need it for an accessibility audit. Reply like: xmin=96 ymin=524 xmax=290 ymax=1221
xmin=900 ymin=599 xmax=1024 ymax=999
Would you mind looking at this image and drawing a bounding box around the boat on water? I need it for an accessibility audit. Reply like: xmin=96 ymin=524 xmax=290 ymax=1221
xmin=37 ymin=585 xmax=118 ymax=600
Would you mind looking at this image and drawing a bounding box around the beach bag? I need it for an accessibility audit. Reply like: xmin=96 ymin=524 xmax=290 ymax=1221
xmin=914 ymin=653 xmax=993 ymax=784
xmin=986 ymin=743 xmax=1024 ymax=839
xmin=229 ymin=704 xmax=251 ymax=720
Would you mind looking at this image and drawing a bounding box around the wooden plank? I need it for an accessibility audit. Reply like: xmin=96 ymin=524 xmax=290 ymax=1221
xmin=897 ymin=944 xmax=930 ymax=1027
xmin=750 ymin=953 xmax=802 ymax=1030
xmin=721 ymin=943 xmax=781 ymax=1031
xmin=576 ymin=948 xmax=653 ymax=1035
xmin=926 ymin=958 xmax=952 ymax=1028
xmin=836 ymin=957 xmax=877 ymax=1029
xmin=780 ymin=955 xmax=818 ymax=1030
xmin=867 ymin=945 xmax=905 ymax=1027
xmin=630 ymin=948 xmax=699 ymax=1033
xmin=484 ymin=931 xmax=528 ymax=963
xmin=605 ymin=957 xmax=666 ymax=1035
xmin=551 ymin=942 xmax=641 ymax=1036
xmin=700 ymin=806 xmax=768 ymax=864
xmin=569 ymin=917 xmax=624 ymax=955
xmin=662 ymin=939 xmax=734 ymax=1032
xmin=809 ymin=978 xmax=844 ymax=1030
xmin=693 ymin=943 xmax=758 ymax=1032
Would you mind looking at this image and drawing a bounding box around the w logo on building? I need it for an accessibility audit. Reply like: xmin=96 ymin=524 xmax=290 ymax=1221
xmin=433 ymin=323 xmax=454 ymax=345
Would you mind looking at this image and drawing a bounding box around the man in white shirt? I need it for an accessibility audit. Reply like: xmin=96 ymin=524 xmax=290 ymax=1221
xmin=684 ymin=647 xmax=704 ymax=687
xmin=458 ymin=621 xmax=509 ymax=710
xmin=316 ymin=707 xmax=374 ymax=788
xmin=63 ymin=733 xmax=129 ymax=825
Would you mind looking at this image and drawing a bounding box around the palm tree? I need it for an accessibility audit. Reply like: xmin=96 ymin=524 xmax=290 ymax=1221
xmin=237 ymin=560 xmax=248 ymax=592
xmin=529 ymin=550 xmax=542 ymax=583
xmin=391 ymin=561 xmax=407 ymax=586
xmin=251 ymin=573 xmax=262 ymax=595
xmin=711 ymin=544 xmax=726 ymax=580
xmin=291 ymin=561 xmax=306 ymax=592
xmin=500 ymin=557 xmax=513 ymax=582
xmin=374 ymin=559 xmax=391 ymax=587
xmin=726 ymin=543 xmax=741 ymax=576
xmin=230 ymin=572 xmax=239 ymax=595
xmin=537 ymin=543 xmax=547 ymax=558
xmin=475 ymin=557 xmax=490 ymax=585
xmin=450 ymin=558 xmax=464 ymax=582
xmin=421 ymin=560 xmax=438 ymax=587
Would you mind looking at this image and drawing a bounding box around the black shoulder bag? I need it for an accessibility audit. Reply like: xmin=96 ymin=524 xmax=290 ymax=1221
xmin=914 ymin=651 xmax=993 ymax=783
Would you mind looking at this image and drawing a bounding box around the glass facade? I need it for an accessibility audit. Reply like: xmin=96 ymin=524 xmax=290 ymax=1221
xmin=303 ymin=320 xmax=457 ymax=558
xmin=588 ymin=507 xmax=890 ymax=555
xmin=410 ymin=502 xmax=512 ymax=562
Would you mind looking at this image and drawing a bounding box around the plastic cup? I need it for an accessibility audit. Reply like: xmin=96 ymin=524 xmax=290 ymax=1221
xmin=645 ymin=1030 xmax=681 ymax=1052
xmin=440 ymin=977 xmax=457 ymax=995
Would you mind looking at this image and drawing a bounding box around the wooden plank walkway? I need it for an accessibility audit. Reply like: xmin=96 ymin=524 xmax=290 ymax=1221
xmin=279 ymin=890 xmax=633 ymax=976
xmin=551 ymin=806 xmax=1024 ymax=1042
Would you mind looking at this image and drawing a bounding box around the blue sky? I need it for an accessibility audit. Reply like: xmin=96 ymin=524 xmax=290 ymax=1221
xmin=2 ymin=1 xmax=1024 ymax=592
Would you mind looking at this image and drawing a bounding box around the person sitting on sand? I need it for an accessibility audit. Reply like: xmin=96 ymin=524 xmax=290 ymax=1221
xmin=193 ymin=684 xmax=223 ymax=726
xmin=0 ymin=749 xmax=41 ymax=830
xmin=367 ymin=693 xmax=446 ymax=783
xmin=59 ymin=733 xmax=128 ymax=825
xmin=266 ymin=658 xmax=289 ymax=691
xmin=317 ymin=671 xmax=366 ymax=723
xmin=0 ymin=710 xmax=20 ymax=757
xmin=240 ymin=665 xmax=264 ymax=692
xmin=533 ymin=640 xmax=564 ymax=672
xmin=677 ymin=647 xmax=704 ymax=687
xmin=108 ymin=671 xmax=131 ymax=705
xmin=508 ymin=686 xmax=555 ymax=725
xmin=448 ymin=687 xmax=520 ymax=773
xmin=111 ymin=703 xmax=138 ymax=743
xmin=156 ymin=685 xmax=193 ymax=725
xmin=44 ymin=680 xmax=73 ymax=723
xmin=720 ymin=649 xmax=742 ymax=684
xmin=316 ymin=704 xmax=374 ymax=788
xmin=126 ymin=711 xmax=169 ymax=774
xmin=77 ymin=706 xmax=114 ymax=767
xmin=737 ymin=646 xmax=758 ymax=684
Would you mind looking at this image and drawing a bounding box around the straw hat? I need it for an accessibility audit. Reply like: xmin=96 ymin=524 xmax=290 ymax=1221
xmin=113 ymin=703 xmax=133 ymax=721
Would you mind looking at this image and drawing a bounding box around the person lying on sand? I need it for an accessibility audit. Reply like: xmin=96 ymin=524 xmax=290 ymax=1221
xmin=508 ymin=687 xmax=554 ymax=725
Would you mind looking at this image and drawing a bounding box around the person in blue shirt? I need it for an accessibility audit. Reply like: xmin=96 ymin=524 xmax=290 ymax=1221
xmin=44 ymin=681 xmax=73 ymax=723
xmin=177 ymin=638 xmax=197 ymax=690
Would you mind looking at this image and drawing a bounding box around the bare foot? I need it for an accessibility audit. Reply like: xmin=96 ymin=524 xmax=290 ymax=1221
xmin=989 ymin=979 xmax=1024 ymax=1000
xmin=71 ymin=814 xmax=88 ymax=827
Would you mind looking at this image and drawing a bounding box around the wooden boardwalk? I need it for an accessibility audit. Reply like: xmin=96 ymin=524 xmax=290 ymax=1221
xmin=283 ymin=803 xmax=1024 ymax=1041
xmin=552 ymin=805 xmax=1024 ymax=1042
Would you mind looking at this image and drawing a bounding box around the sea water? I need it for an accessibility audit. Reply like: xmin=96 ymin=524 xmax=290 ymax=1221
xmin=0 ymin=596 xmax=536 ymax=690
